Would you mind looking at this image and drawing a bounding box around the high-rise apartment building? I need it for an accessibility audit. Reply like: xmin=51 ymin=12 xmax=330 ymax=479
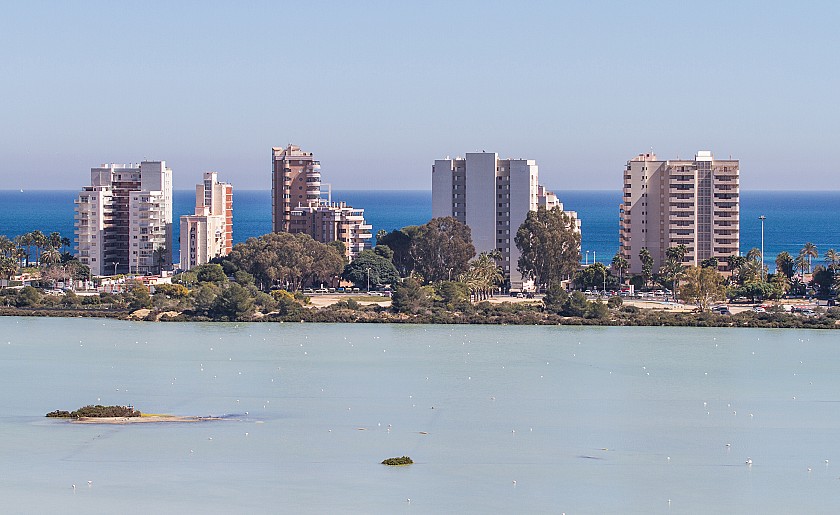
xmin=289 ymin=199 xmax=372 ymax=260
xmin=432 ymin=152 xmax=579 ymax=288
xmin=179 ymin=172 xmax=233 ymax=271
xmin=619 ymin=150 xmax=739 ymax=274
xmin=271 ymin=144 xmax=371 ymax=260
xmin=272 ymin=144 xmax=321 ymax=233
xmin=75 ymin=161 xmax=173 ymax=276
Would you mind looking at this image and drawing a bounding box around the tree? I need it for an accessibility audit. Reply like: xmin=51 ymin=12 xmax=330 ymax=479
xmin=378 ymin=228 xmax=417 ymax=277
xmin=801 ymin=242 xmax=818 ymax=273
xmin=611 ymin=252 xmax=628 ymax=285
xmin=680 ymin=266 xmax=725 ymax=311
xmin=153 ymin=245 xmax=168 ymax=274
xmin=700 ymin=257 xmax=719 ymax=269
xmin=48 ymin=232 xmax=62 ymax=252
xmin=374 ymin=245 xmax=394 ymax=260
xmin=514 ymin=207 xmax=581 ymax=288
xmin=191 ymin=283 xmax=221 ymax=316
xmin=0 ymin=256 xmax=17 ymax=284
xmin=41 ymin=247 xmax=62 ymax=266
xmin=811 ymin=266 xmax=835 ymax=297
xmin=412 ymin=217 xmax=475 ymax=283
xmin=29 ymin=230 xmax=46 ymax=265
xmin=435 ymin=281 xmax=470 ymax=307
xmin=212 ymin=282 xmax=255 ymax=320
xmin=824 ymin=249 xmax=840 ymax=270
xmin=659 ymin=245 xmax=687 ymax=300
xmin=342 ymin=249 xmax=399 ymax=289
xmin=391 ymin=277 xmax=431 ymax=314
xmin=794 ymin=253 xmax=810 ymax=278
xmin=724 ymin=255 xmax=747 ymax=284
xmin=543 ymin=284 xmax=569 ymax=314
xmin=226 ymin=232 xmax=343 ymax=291
xmin=561 ymin=291 xmax=589 ymax=317
xmin=460 ymin=251 xmax=503 ymax=301
xmin=193 ymin=263 xmax=227 ymax=284
xmin=16 ymin=285 xmax=41 ymax=307
xmin=575 ymin=263 xmax=609 ymax=290
xmin=124 ymin=281 xmax=152 ymax=311
xmin=327 ymin=240 xmax=347 ymax=264
xmin=775 ymin=251 xmax=795 ymax=279
xmin=639 ymin=248 xmax=654 ymax=288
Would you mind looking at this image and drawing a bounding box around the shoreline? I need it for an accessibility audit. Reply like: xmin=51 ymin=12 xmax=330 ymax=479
xmin=1 ymin=305 xmax=837 ymax=330
xmin=69 ymin=415 xmax=221 ymax=424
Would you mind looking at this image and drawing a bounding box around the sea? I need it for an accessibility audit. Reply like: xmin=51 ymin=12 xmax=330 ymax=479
xmin=2 ymin=317 xmax=840 ymax=514
xmin=1 ymin=190 xmax=839 ymax=270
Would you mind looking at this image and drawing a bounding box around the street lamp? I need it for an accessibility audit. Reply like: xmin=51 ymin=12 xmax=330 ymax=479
xmin=113 ymin=262 xmax=119 ymax=276
xmin=759 ymin=215 xmax=766 ymax=281
xmin=366 ymin=267 xmax=371 ymax=292
xmin=585 ymin=250 xmax=590 ymax=266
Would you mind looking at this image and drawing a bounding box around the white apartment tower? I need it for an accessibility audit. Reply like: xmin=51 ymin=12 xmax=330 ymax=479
xmin=179 ymin=172 xmax=233 ymax=271
xmin=432 ymin=152 xmax=579 ymax=289
xmin=75 ymin=161 xmax=173 ymax=276
xmin=619 ymin=151 xmax=740 ymax=274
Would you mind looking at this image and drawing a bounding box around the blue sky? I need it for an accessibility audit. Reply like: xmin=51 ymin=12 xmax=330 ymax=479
xmin=1 ymin=1 xmax=838 ymax=191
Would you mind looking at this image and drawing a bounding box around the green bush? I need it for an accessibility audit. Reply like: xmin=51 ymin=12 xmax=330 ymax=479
xmin=381 ymin=456 xmax=413 ymax=465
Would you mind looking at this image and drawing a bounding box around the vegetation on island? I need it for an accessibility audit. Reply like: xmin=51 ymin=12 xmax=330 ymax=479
xmin=381 ymin=456 xmax=413 ymax=466
xmin=46 ymin=405 xmax=141 ymax=418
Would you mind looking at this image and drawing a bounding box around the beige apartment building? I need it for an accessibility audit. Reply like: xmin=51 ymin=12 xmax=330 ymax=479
xmin=289 ymin=200 xmax=372 ymax=260
xmin=432 ymin=152 xmax=580 ymax=289
xmin=75 ymin=161 xmax=173 ymax=276
xmin=619 ymin=150 xmax=739 ymax=274
xmin=271 ymin=144 xmax=371 ymax=260
xmin=179 ymin=172 xmax=233 ymax=271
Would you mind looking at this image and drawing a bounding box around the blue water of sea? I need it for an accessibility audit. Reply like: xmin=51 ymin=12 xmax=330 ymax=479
xmin=1 ymin=190 xmax=838 ymax=270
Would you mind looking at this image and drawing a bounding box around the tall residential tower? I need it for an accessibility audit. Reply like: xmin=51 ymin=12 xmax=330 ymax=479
xmin=179 ymin=172 xmax=233 ymax=271
xmin=75 ymin=161 xmax=173 ymax=276
xmin=619 ymin=150 xmax=740 ymax=274
xmin=271 ymin=145 xmax=371 ymax=260
xmin=432 ymin=152 xmax=579 ymax=289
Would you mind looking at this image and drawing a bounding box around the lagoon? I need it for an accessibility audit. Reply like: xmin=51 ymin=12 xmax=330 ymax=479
xmin=2 ymin=317 xmax=840 ymax=513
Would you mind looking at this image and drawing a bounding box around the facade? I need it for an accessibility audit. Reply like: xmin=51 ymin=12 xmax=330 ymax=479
xmin=75 ymin=161 xmax=173 ymax=276
xmin=271 ymin=144 xmax=321 ymax=233
xmin=271 ymin=144 xmax=371 ymax=260
xmin=289 ymin=200 xmax=373 ymax=260
xmin=432 ymin=152 xmax=579 ymax=288
xmin=179 ymin=172 xmax=233 ymax=271
xmin=619 ymin=150 xmax=740 ymax=274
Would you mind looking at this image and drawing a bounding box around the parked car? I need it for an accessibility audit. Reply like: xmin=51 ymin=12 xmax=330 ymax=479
xmin=753 ymin=306 xmax=766 ymax=313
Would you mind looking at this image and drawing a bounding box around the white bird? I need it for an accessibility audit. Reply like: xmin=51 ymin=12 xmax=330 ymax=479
xmin=746 ymin=458 xmax=752 ymax=465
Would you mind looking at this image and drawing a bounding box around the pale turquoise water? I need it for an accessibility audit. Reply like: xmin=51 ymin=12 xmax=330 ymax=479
xmin=2 ymin=317 xmax=840 ymax=513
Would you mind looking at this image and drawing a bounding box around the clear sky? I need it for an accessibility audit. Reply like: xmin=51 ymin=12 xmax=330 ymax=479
xmin=2 ymin=1 xmax=838 ymax=191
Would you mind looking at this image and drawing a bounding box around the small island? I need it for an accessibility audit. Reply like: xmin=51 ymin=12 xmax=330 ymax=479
xmin=381 ymin=456 xmax=413 ymax=466
xmin=46 ymin=405 xmax=219 ymax=424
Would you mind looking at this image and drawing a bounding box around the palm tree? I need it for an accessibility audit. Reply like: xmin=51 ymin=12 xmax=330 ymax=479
xmin=794 ymin=253 xmax=810 ymax=278
xmin=0 ymin=256 xmax=17 ymax=285
xmin=153 ymin=245 xmax=168 ymax=275
xmin=801 ymin=242 xmax=818 ymax=274
xmin=29 ymin=230 xmax=47 ymax=266
xmin=60 ymin=236 xmax=71 ymax=254
xmin=824 ymin=249 xmax=840 ymax=270
xmin=461 ymin=251 xmax=503 ymax=301
xmin=48 ymin=232 xmax=62 ymax=251
xmin=0 ymin=235 xmax=11 ymax=256
xmin=41 ymin=246 xmax=62 ymax=266
xmin=611 ymin=252 xmax=629 ymax=285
